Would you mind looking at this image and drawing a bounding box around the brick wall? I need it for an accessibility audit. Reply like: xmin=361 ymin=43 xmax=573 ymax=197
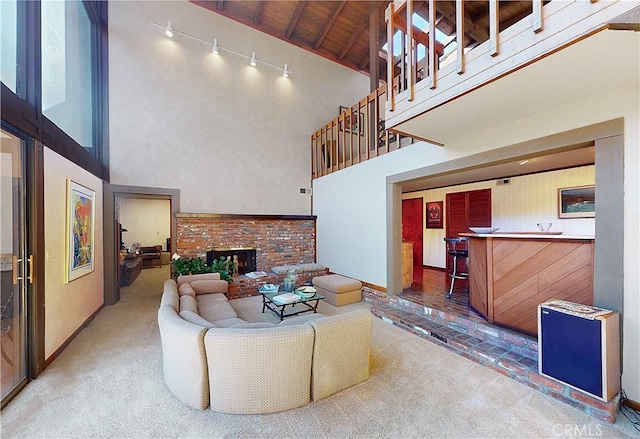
xmin=176 ymin=213 xmax=317 ymax=271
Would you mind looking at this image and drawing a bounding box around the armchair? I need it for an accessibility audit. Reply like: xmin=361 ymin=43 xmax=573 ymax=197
xmin=140 ymin=245 xmax=162 ymax=268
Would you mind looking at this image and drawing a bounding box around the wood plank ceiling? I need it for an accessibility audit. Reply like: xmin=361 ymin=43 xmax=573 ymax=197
xmin=191 ymin=1 xmax=535 ymax=83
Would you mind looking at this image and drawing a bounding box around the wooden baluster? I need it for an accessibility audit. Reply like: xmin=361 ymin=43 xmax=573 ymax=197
xmin=489 ymin=0 xmax=499 ymax=57
xmin=533 ymin=0 xmax=543 ymax=33
xmin=428 ymin=0 xmax=436 ymax=89
xmin=407 ymin=0 xmax=414 ymax=101
xmin=456 ymin=0 xmax=465 ymax=74
xmin=386 ymin=2 xmax=395 ymax=112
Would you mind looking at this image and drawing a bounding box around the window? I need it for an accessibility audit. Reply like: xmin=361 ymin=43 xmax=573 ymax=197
xmin=0 ymin=0 xmax=18 ymax=94
xmin=41 ymin=0 xmax=94 ymax=150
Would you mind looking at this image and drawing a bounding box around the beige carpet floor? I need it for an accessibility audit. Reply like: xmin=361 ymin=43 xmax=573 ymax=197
xmin=1 ymin=266 xmax=637 ymax=438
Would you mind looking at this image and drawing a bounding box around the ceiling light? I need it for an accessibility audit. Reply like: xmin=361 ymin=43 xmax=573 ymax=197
xmin=250 ymin=52 xmax=257 ymax=67
xmin=212 ymin=38 xmax=219 ymax=54
xmin=165 ymin=21 xmax=174 ymax=38
xmin=283 ymin=64 xmax=290 ymax=78
xmin=518 ymin=159 xmax=530 ymax=166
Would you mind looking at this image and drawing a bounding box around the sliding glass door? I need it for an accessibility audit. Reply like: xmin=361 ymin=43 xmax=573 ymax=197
xmin=1 ymin=124 xmax=29 ymax=406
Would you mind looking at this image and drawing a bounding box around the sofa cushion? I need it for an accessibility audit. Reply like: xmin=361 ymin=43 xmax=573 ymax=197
xmin=178 ymin=283 xmax=196 ymax=298
xmin=297 ymin=263 xmax=327 ymax=272
xmin=180 ymin=310 xmax=216 ymax=328
xmin=195 ymin=293 xmax=228 ymax=307
xmin=229 ymin=322 xmax=278 ymax=329
xmin=191 ymin=279 xmax=228 ymax=295
xmin=180 ymin=295 xmax=198 ymax=314
xmin=177 ymin=273 xmax=220 ymax=287
xmin=198 ymin=301 xmax=238 ymax=323
xmin=271 ymin=265 xmax=303 ymax=275
xmin=278 ymin=313 xmax=326 ymax=326
xmin=211 ymin=317 xmax=247 ymax=328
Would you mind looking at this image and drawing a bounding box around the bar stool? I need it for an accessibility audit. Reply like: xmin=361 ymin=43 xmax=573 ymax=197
xmin=444 ymin=237 xmax=469 ymax=298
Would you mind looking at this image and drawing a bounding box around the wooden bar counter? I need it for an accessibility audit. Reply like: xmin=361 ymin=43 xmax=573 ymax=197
xmin=461 ymin=233 xmax=595 ymax=336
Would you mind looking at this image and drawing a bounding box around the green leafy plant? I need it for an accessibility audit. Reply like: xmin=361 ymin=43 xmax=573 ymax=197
xmin=170 ymin=254 xmax=234 ymax=283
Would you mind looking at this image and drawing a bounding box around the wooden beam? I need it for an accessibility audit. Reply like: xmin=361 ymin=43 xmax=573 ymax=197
xmin=252 ymin=1 xmax=265 ymax=26
xmin=393 ymin=13 xmax=444 ymax=55
xmin=314 ymin=1 xmax=347 ymax=50
xmin=456 ymin=0 xmax=464 ymax=74
xmin=434 ymin=0 xmax=488 ymax=46
xmin=340 ymin=15 xmax=370 ymax=60
xmin=489 ymin=0 xmax=499 ymax=56
xmin=370 ymin=0 xmax=380 ymax=92
xmin=286 ymin=1 xmax=305 ymax=38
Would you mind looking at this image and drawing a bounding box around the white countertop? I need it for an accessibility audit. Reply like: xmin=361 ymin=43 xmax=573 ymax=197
xmin=460 ymin=232 xmax=594 ymax=240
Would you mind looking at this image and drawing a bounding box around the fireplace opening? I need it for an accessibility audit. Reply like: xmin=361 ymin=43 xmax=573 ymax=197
xmin=206 ymin=247 xmax=257 ymax=274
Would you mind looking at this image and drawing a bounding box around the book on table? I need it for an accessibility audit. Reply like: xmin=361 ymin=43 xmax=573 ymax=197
xmin=272 ymin=293 xmax=300 ymax=305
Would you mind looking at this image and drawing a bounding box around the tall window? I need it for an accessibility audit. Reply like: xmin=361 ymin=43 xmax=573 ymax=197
xmin=41 ymin=0 xmax=94 ymax=150
xmin=0 ymin=0 xmax=18 ymax=94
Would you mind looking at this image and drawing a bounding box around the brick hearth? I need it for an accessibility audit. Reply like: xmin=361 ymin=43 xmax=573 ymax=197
xmin=364 ymin=288 xmax=621 ymax=423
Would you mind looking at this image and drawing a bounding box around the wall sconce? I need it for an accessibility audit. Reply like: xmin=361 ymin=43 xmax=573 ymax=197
xmin=152 ymin=21 xmax=292 ymax=78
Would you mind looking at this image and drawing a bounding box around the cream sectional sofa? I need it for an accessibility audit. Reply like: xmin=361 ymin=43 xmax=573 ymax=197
xmin=158 ymin=273 xmax=373 ymax=414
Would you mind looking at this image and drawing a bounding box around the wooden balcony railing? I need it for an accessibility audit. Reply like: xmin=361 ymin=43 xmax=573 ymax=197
xmin=384 ymin=0 xmax=637 ymax=131
xmin=311 ymin=87 xmax=416 ymax=179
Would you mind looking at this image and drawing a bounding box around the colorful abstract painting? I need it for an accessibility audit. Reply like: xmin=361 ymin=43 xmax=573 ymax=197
xmin=66 ymin=180 xmax=95 ymax=282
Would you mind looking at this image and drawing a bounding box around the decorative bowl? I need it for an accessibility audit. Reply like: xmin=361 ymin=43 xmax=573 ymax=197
xmin=469 ymin=227 xmax=500 ymax=234
xmin=296 ymin=286 xmax=316 ymax=298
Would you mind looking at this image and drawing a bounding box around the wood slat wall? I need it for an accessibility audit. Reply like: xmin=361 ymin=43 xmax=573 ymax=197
xmin=491 ymin=238 xmax=594 ymax=335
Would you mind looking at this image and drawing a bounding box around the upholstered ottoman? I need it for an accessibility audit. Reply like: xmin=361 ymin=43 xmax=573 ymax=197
xmin=312 ymin=274 xmax=362 ymax=306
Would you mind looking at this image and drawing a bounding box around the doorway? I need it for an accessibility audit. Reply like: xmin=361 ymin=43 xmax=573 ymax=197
xmin=402 ymin=198 xmax=423 ymax=267
xmin=1 ymin=125 xmax=30 ymax=407
xmin=103 ymin=185 xmax=180 ymax=306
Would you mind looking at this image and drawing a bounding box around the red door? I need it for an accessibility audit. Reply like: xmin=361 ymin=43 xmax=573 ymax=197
xmin=402 ymin=199 xmax=423 ymax=267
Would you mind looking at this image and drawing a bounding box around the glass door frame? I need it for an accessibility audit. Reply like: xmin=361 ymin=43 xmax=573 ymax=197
xmin=1 ymin=121 xmax=45 ymax=409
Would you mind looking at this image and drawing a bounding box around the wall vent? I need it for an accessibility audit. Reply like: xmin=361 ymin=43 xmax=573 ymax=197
xmin=496 ymin=178 xmax=511 ymax=186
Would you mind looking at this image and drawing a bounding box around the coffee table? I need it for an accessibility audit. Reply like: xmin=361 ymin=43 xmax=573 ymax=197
xmin=259 ymin=288 xmax=325 ymax=321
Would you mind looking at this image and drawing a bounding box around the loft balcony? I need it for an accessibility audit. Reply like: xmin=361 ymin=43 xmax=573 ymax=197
xmin=384 ymin=0 xmax=639 ymax=143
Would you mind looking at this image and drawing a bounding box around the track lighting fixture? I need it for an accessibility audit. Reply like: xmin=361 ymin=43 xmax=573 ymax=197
xmin=152 ymin=21 xmax=291 ymax=78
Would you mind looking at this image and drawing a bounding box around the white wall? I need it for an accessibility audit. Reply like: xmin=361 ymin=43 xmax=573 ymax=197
xmin=44 ymin=148 xmax=104 ymax=360
xmin=108 ymin=0 xmax=369 ymax=215
xmin=313 ymin=86 xmax=640 ymax=401
xmin=118 ymin=198 xmax=170 ymax=250
xmin=404 ymin=166 xmax=595 ymax=268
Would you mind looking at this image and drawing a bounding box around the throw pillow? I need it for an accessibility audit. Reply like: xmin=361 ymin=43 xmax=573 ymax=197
xmin=178 ymin=282 xmax=196 ymax=297
xmin=190 ymin=279 xmax=228 ymax=295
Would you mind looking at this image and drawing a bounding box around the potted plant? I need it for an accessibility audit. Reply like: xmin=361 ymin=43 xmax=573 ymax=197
xmin=170 ymin=253 xmax=234 ymax=283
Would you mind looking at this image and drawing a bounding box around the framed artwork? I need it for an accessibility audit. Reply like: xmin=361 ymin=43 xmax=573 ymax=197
xmin=339 ymin=106 xmax=364 ymax=136
xmin=426 ymin=201 xmax=443 ymax=228
xmin=66 ymin=179 xmax=95 ymax=282
xmin=558 ymin=185 xmax=595 ymax=218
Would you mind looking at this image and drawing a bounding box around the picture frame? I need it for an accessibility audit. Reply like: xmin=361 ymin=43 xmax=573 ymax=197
xmin=339 ymin=106 xmax=364 ymax=136
xmin=66 ymin=179 xmax=96 ymax=282
xmin=426 ymin=201 xmax=443 ymax=228
xmin=558 ymin=185 xmax=595 ymax=219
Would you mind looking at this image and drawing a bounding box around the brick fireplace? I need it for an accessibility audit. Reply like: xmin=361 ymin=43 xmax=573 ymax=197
xmin=176 ymin=213 xmax=317 ymax=272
